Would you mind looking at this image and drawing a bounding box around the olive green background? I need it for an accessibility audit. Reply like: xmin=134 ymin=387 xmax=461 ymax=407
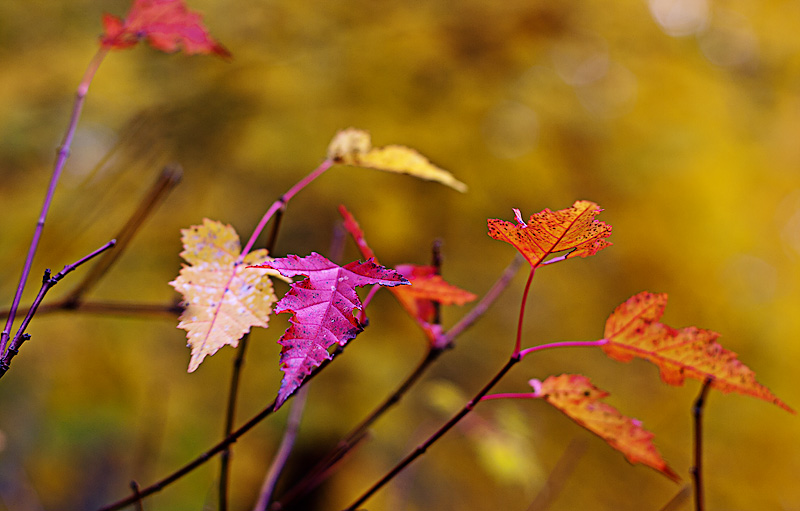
xmin=1 ymin=1 xmax=798 ymax=510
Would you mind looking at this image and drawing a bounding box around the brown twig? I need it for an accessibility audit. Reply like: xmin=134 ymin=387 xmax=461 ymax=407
xmin=692 ymin=378 xmax=713 ymax=511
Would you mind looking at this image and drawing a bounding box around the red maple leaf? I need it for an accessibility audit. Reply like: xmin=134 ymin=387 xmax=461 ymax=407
xmin=250 ymin=253 xmax=408 ymax=408
xmin=339 ymin=205 xmax=476 ymax=345
xmin=100 ymin=0 xmax=231 ymax=58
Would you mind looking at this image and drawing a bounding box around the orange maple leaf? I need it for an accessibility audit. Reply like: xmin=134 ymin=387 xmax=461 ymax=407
xmin=339 ymin=205 xmax=476 ymax=344
xmin=603 ymin=292 xmax=795 ymax=413
xmin=487 ymin=201 xmax=612 ymax=268
xmin=169 ymin=219 xmax=282 ymax=372
xmin=100 ymin=0 xmax=231 ymax=58
xmin=530 ymin=374 xmax=679 ymax=481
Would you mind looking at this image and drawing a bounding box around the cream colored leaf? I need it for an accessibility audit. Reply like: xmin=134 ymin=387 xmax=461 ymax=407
xmin=169 ymin=219 xmax=281 ymax=372
xmin=327 ymin=128 xmax=467 ymax=192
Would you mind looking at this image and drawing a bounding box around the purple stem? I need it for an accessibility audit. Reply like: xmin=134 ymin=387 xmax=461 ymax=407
xmin=1 ymin=47 xmax=109 ymax=356
xmin=254 ymin=385 xmax=309 ymax=511
xmin=240 ymin=159 xmax=334 ymax=258
xmin=480 ymin=392 xmax=538 ymax=401
xmin=0 ymin=239 xmax=116 ymax=378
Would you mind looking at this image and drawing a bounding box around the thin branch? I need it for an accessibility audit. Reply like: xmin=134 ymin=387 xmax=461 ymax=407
xmin=692 ymin=378 xmax=713 ymax=511
xmin=517 ymin=339 xmax=608 ymax=359
xmin=430 ymin=239 xmax=443 ymax=325
xmin=278 ymin=253 xmax=524 ymax=507
xmin=1 ymin=300 xmax=182 ymax=320
xmin=525 ymin=439 xmax=588 ymax=511
xmin=514 ymin=267 xmax=535 ymax=356
xmin=128 ymin=481 xmax=143 ymax=511
xmin=218 ymin=333 xmax=249 ymax=511
xmin=254 ymin=385 xmax=310 ymax=511
xmin=240 ymin=159 xmax=334 ymax=258
xmin=659 ymin=485 xmax=692 ymax=511
xmin=96 ymin=343 xmax=343 ymax=511
xmin=62 ymin=164 xmax=182 ymax=307
xmin=0 ymin=239 xmax=117 ymax=378
xmin=342 ymin=354 xmax=521 ymax=511
xmin=1 ymin=47 xmax=109 ymax=356
xmin=219 ymin=177 xmax=297 ymax=510
xmin=274 ymin=347 xmax=444 ymax=509
xmin=436 ymin=254 xmax=523 ymax=348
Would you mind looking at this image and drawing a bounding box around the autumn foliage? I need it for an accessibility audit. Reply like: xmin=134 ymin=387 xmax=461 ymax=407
xmin=1 ymin=1 xmax=796 ymax=511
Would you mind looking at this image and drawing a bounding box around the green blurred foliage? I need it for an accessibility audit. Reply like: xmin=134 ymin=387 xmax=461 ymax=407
xmin=1 ymin=0 xmax=799 ymax=510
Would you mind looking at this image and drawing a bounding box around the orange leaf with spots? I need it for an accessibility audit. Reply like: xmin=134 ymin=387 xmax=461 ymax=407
xmin=339 ymin=205 xmax=476 ymax=344
xmin=530 ymin=374 xmax=679 ymax=481
xmin=169 ymin=219 xmax=281 ymax=372
xmin=100 ymin=0 xmax=231 ymax=58
xmin=603 ymin=292 xmax=794 ymax=413
xmin=488 ymin=201 xmax=611 ymax=268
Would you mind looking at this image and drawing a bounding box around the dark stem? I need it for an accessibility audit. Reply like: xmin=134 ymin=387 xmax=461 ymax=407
xmin=342 ymin=354 xmax=521 ymax=511
xmin=275 ymin=347 xmax=445 ymax=508
xmin=692 ymin=378 xmax=713 ymax=511
xmin=128 ymin=481 xmax=143 ymax=511
xmin=431 ymin=239 xmax=443 ymax=325
xmin=1 ymin=300 xmax=182 ymax=320
xmin=0 ymin=240 xmax=117 ymax=379
xmin=220 ymin=196 xmax=287 ymax=511
xmin=96 ymin=349 xmax=341 ymax=511
xmin=219 ymin=333 xmax=249 ymax=511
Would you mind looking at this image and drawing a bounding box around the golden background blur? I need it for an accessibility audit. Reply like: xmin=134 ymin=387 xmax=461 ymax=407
xmin=1 ymin=0 xmax=799 ymax=510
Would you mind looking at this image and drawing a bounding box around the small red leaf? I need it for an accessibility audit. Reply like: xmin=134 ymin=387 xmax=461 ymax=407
xmin=488 ymin=201 xmax=612 ymax=268
xmin=251 ymin=253 xmax=408 ymax=408
xmin=603 ymin=292 xmax=795 ymax=413
xmin=531 ymin=374 xmax=679 ymax=481
xmin=339 ymin=205 xmax=476 ymax=344
xmin=100 ymin=0 xmax=231 ymax=58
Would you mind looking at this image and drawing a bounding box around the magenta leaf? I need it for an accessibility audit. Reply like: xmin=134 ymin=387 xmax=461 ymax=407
xmin=251 ymin=253 xmax=408 ymax=408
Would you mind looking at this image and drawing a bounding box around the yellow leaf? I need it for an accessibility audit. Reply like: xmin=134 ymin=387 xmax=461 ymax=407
xmin=327 ymin=128 xmax=467 ymax=192
xmin=169 ymin=219 xmax=282 ymax=372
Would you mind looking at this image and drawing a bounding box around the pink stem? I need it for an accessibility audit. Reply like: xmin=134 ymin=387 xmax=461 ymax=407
xmin=517 ymin=339 xmax=608 ymax=359
xmin=1 ymin=47 xmax=109 ymax=356
xmin=240 ymin=159 xmax=334 ymax=258
xmin=358 ymin=284 xmax=382 ymax=324
xmin=513 ymin=267 xmax=535 ymax=356
xmin=480 ymin=392 xmax=537 ymax=401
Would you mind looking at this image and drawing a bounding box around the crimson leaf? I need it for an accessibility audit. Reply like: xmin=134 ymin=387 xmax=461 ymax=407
xmin=250 ymin=253 xmax=408 ymax=408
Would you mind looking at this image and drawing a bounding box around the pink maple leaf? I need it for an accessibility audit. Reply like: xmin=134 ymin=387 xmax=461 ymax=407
xmin=250 ymin=253 xmax=408 ymax=408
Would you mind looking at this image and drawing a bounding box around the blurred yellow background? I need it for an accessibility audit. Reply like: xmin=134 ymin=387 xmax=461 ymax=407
xmin=1 ymin=0 xmax=798 ymax=510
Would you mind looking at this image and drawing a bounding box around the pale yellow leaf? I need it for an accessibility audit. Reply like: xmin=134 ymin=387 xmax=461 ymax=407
xmin=169 ymin=218 xmax=282 ymax=372
xmin=327 ymin=128 xmax=467 ymax=192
